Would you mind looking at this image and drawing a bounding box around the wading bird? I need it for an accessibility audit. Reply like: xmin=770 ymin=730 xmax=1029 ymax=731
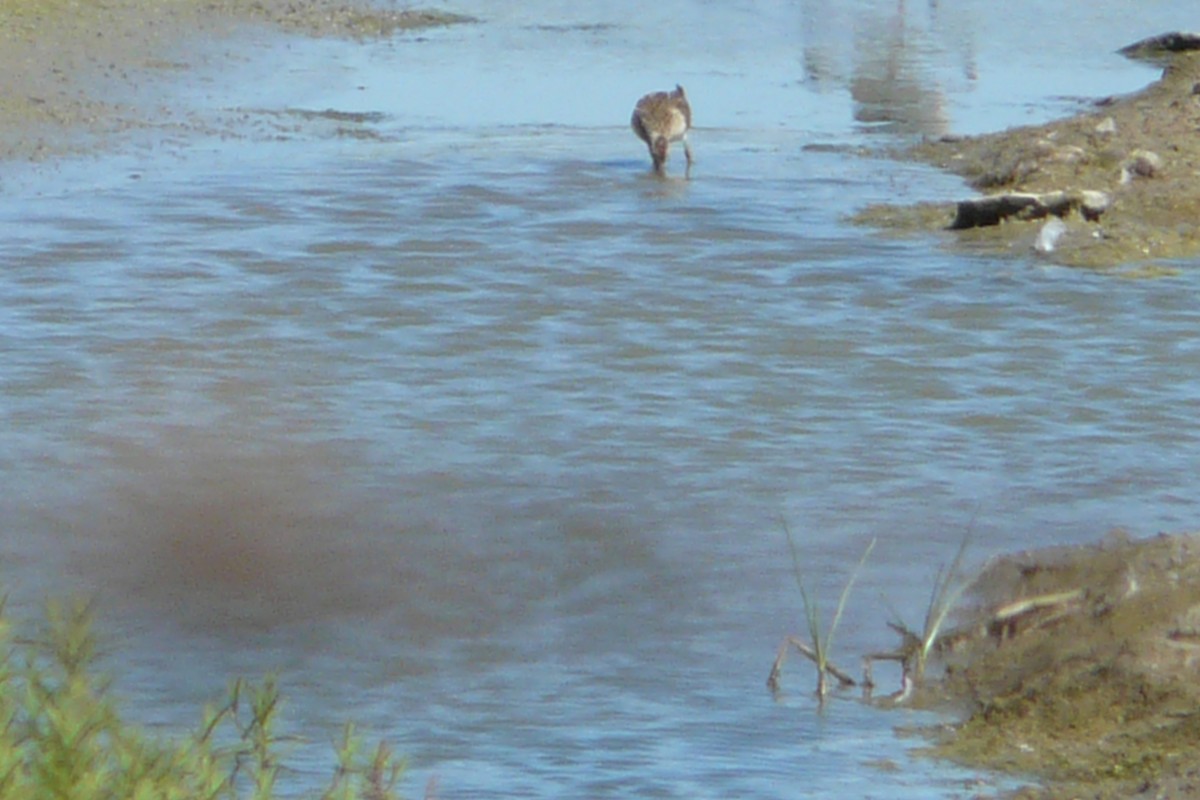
xmin=631 ymin=84 xmax=693 ymax=176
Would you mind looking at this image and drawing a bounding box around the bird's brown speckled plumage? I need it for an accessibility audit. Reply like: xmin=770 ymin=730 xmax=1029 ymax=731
xmin=631 ymin=84 xmax=693 ymax=175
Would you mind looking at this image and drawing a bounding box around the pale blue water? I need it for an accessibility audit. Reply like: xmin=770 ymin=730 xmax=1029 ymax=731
xmin=1 ymin=1 xmax=1197 ymax=797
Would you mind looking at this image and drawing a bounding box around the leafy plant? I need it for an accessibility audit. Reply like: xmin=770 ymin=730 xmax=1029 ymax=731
xmin=0 ymin=597 xmax=408 ymax=799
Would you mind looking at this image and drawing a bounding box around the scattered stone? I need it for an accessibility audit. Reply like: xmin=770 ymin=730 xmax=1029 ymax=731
xmin=1078 ymin=190 xmax=1112 ymax=221
xmin=855 ymin=36 xmax=1200 ymax=267
xmin=1120 ymin=148 xmax=1163 ymax=183
xmin=1032 ymin=138 xmax=1086 ymax=164
xmin=1032 ymin=138 xmax=1057 ymax=157
xmin=1049 ymin=144 xmax=1086 ymax=164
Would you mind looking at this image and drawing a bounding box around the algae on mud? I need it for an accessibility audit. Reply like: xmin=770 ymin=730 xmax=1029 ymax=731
xmin=918 ymin=531 xmax=1200 ymax=799
xmin=855 ymin=47 xmax=1200 ymax=269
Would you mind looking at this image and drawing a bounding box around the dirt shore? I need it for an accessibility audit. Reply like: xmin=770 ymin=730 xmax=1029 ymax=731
xmin=0 ymin=0 xmax=470 ymax=161
xmin=854 ymin=44 xmax=1200 ymax=270
xmin=915 ymin=531 xmax=1200 ymax=799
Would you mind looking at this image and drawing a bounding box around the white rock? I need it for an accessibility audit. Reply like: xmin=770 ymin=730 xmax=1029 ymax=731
xmin=1120 ymin=149 xmax=1163 ymax=184
xmin=1078 ymin=190 xmax=1112 ymax=221
xmin=1034 ymin=218 xmax=1068 ymax=254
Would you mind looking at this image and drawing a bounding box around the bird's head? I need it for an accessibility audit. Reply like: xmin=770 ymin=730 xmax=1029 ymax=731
xmin=651 ymin=136 xmax=669 ymax=169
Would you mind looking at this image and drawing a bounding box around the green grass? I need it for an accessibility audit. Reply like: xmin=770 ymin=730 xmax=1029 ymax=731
xmin=912 ymin=529 xmax=972 ymax=682
xmin=0 ymin=598 xmax=406 ymax=800
xmin=768 ymin=524 xmax=875 ymax=700
xmin=878 ymin=526 xmax=973 ymax=690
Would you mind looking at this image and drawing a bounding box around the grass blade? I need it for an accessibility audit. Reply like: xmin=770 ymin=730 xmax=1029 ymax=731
xmin=778 ymin=522 xmax=875 ymax=699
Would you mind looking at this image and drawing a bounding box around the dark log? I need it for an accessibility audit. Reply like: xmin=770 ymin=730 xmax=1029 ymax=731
xmin=949 ymin=190 xmax=1110 ymax=230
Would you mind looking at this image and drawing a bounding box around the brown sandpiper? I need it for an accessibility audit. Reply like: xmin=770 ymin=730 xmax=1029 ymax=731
xmin=630 ymin=84 xmax=693 ymax=176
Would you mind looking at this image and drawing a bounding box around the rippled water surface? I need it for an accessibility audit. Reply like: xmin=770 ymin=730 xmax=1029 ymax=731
xmin=2 ymin=1 xmax=1199 ymax=797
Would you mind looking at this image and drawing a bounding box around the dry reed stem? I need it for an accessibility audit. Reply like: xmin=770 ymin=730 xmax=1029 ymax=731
xmin=767 ymin=636 xmax=857 ymax=693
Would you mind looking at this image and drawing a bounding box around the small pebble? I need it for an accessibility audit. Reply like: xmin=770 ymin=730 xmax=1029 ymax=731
xmin=1079 ymin=190 xmax=1112 ymax=221
xmin=1050 ymin=145 xmax=1086 ymax=164
xmin=1120 ymin=149 xmax=1163 ymax=184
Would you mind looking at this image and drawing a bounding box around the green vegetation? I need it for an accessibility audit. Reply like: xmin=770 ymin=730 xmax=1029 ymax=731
xmin=898 ymin=528 xmax=972 ymax=685
xmin=0 ymin=598 xmax=405 ymax=799
xmin=914 ymin=533 xmax=970 ymax=682
xmin=768 ymin=526 xmax=876 ymax=700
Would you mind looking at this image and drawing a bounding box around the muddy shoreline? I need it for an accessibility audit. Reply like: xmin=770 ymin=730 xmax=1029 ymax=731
xmin=855 ymin=42 xmax=1200 ymax=270
xmin=910 ymin=531 xmax=1200 ymax=799
xmin=0 ymin=0 xmax=470 ymax=161
xmin=848 ymin=36 xmax=1200 ymax=794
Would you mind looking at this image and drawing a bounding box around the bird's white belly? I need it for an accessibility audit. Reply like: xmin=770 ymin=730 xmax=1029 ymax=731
xmin=663 ymin=109 xmax=688 ymax=141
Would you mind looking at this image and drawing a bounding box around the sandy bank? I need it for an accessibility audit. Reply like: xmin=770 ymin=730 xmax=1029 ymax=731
xmin=0 ymin=0 xmax=470 ymax=161
xmin=854 ymin=42 xmax=1200 ymax=270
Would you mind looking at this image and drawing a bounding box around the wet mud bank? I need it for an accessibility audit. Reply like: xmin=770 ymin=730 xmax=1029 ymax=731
xmin=921 ymin=531 xmax=1200 ymax=799
xmin=0 ymin=0 xmax=471 ymax=160
xmin=855 ymin=39 xmax=1200 ymax=269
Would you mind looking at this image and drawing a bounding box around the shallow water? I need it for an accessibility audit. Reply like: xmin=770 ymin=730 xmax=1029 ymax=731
xmin=2 ymin=1 xmax=1199 ymax=797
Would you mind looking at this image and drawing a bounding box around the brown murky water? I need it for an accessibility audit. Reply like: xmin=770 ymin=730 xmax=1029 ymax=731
xmin=1 ymin=1 xmax=1197 ymax=797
